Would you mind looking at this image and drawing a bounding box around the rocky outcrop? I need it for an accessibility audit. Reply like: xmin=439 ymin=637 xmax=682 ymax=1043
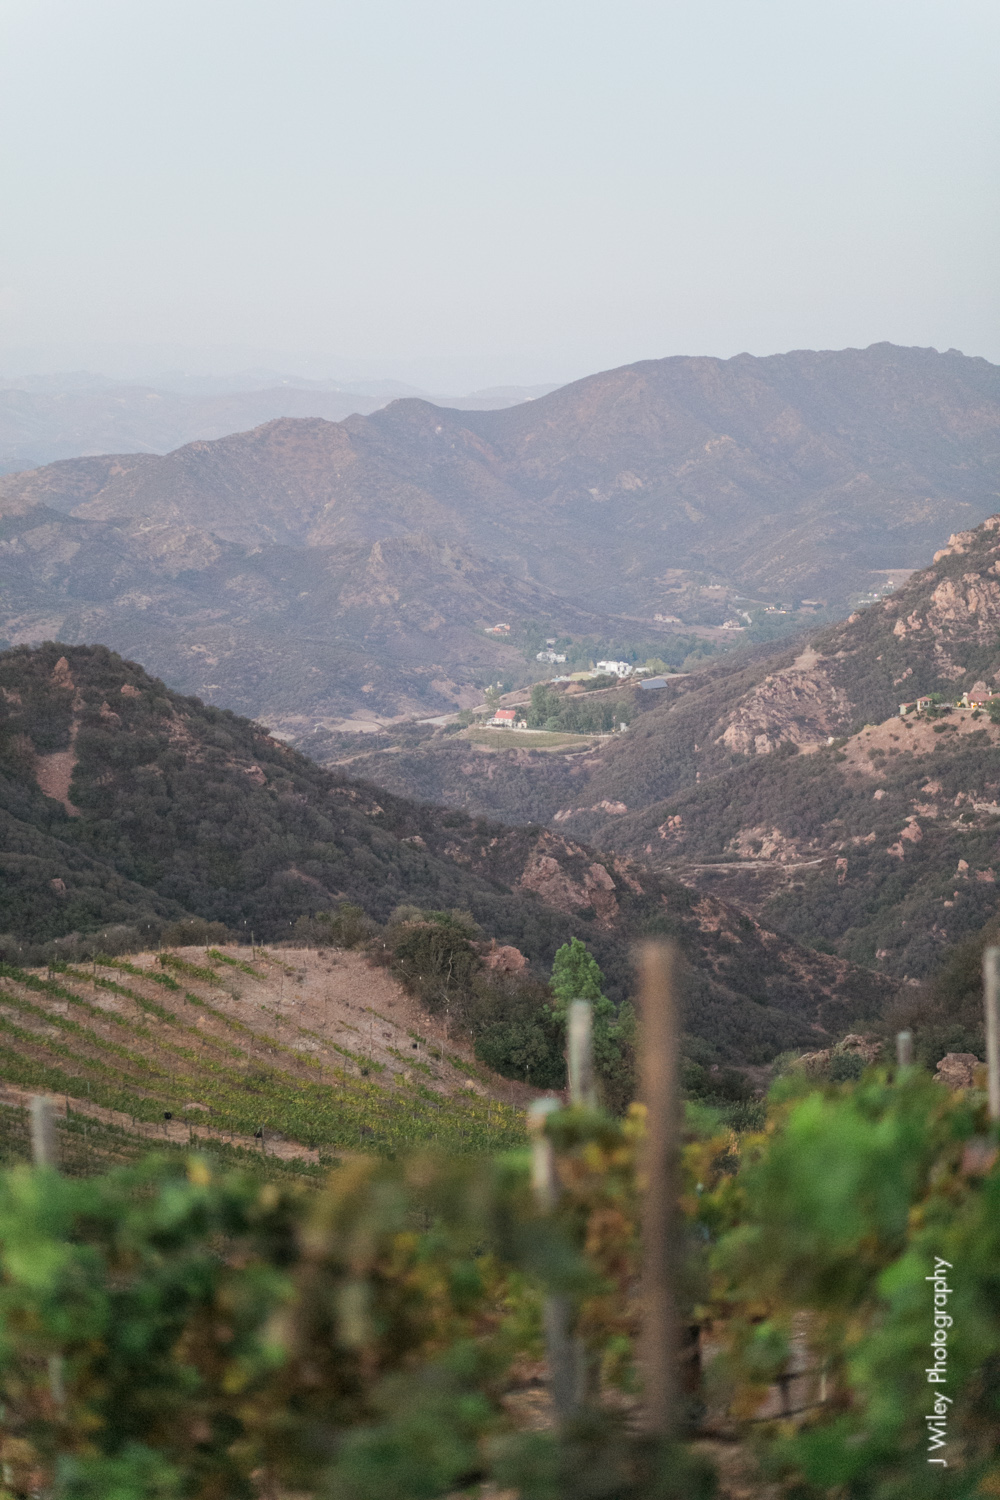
xmin=797 ymin=1033 xmax=883 ymax=1072
xmin=553 ymin=799 xmax=628 ymax=822
xmin=934 ymin=1053 xmax=982 ymax=1089
xmin=518 ymin=837 xmax=621 ymax=927
xmin=714 ymin=650 xmax=852 ymax=757
xmin=479 ymin=941 xmax=528 ymax=974
xmin=727 ymin=825 xmax=804 ymax=862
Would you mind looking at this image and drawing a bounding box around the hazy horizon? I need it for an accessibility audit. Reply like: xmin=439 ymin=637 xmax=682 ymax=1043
xmin=1 ymin=0 xmax=998 ymax=390
xmin=4 ymin=338 xmax=998 ymax=401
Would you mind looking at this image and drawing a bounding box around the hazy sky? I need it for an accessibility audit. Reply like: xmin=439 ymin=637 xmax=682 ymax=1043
xmin=1 ymin=0 xmax=997 ymax=388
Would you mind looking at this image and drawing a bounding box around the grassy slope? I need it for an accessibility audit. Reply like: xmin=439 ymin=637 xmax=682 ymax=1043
xmin=0 ymin=946 xmax=524 ymax=1160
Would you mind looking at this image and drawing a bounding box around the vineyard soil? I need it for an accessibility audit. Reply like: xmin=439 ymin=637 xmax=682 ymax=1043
xmin=0 ymin=945 xmax=537 ymax=1165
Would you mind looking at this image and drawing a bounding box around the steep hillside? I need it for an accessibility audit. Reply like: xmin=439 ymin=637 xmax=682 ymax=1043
xmin=0 ymin=643 xmax=894 ymax=1065
xmin=0 ymin=493 xmax=613 ymax=728
xmin=0 ymin=944 xmax=526 ymax=1163
xmin=333 ymin=513 xmax=1000 ymax=980
xmin=1 ymin=344 xmax=997 ymax=724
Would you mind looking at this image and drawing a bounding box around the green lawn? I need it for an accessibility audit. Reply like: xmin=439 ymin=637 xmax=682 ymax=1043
xmin=465 ymin=727 xmax=598 ymax=750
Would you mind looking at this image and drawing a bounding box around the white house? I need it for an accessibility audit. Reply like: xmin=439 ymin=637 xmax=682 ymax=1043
xmin=536 ymin=649 xmax=567 ymax=664
xmin=489 ymin=708 xmax=520 ymax=727
xmin=595 ymin=660 xmax=632 ymax=678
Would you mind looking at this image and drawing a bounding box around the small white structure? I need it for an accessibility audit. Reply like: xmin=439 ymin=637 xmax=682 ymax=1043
xmin=536 ymin=649 xmax=567 ymax=664
xmin=899 ymin=696 xmax=933 ymax=715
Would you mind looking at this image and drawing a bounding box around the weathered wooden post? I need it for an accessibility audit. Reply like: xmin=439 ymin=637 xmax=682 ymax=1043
xmin=30 ymin=1095 xmax=57 ymax=1169
xmin=31 ymin=1097 xmax=66 ymax=1413
xmin=529 ymin=1097 xmax=559 ymax=1210
xmin=896 ymin=1030 xmax=913 ymax=1069
xmin=568 ymin=999 xmax=597 ymax=1108
xmin=637 ymin=940 xmax=681 ymax=1437
xmin=984 ymin=947 xmax=1000 ymax=1122
xmin=528 ymin=1097 xmax=583 ymax=1424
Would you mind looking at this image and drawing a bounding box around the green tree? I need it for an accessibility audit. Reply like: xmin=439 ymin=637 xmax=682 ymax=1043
xmin=549 ymin=939 xmax=635 ymax=1111
xmin=550 ymin=937 xmax=606 ymax=1018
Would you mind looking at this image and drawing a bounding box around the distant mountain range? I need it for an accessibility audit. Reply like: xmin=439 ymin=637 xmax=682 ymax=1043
xmin=0 ymin=343 xmax=997 ymax=729
xmin=0 ymin=378 xmax=558 ymax=473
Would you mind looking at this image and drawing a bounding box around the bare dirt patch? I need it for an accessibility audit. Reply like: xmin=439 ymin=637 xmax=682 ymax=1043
xmin=34 ymin=744 xmax=80 ymax=815
xmin=108 ymin=946 xmax=545 ymax=1110
xmin=840 ymin=710 xmax=1000 ymax=774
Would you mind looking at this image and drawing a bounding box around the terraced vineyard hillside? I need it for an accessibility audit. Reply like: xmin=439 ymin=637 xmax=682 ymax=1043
xmin=0 ymin=944 xmax=525 ymax=1169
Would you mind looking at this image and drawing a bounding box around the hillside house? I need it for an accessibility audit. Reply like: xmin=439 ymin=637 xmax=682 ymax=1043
xmin=536 ymin=649 xmax=567 ymax=664
xmin=899 ymin=696 xmax=933 ymax=715
xmin=489 ymin=708 xmax=520 ymax=727
xmin=962 ymin=688 xmax=998 ymax=708
xmin=595 ymin=660 xmax=632 ymax=678
xmin=486 ymin=623 xmax=511 ymax=636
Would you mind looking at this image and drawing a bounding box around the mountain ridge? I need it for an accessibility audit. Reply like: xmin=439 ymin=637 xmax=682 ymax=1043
xmin=1 ymin=342 xmax=997 ymax=726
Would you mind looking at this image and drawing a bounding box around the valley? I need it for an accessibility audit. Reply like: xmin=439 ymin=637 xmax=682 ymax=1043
xmin=3 ymin=348 xmax=1000 ymax=1118
xmin=333 ymin=511 xmax=1000 ymax=981
xmin=0 ymin=641 xmax=896 ymax=1095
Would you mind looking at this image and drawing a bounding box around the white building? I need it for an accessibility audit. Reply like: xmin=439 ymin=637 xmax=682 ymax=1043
xmin=536 ymin=649 xmax=567 ymax=664
xmin=595 ymin=660 xmax=632 ymax=678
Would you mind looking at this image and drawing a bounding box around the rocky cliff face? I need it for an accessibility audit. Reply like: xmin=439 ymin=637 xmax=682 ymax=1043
xmin=712 ymin=646 xmax=854 ymax=755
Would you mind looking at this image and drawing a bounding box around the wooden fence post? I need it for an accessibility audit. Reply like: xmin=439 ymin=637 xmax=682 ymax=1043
xmin=637 ymin=940 xmax=680 ymax=1438
xmin=984 ymin=947 xmax=1000 ymax=1122
xmin=528 ymin=1097 xmax=583 ymax=1424
xmin=568 ymin=999 xmax=596 ymax=1108
xmin=30 ymin=1095 xmax=57 ymax=1170
xmin=31 ymin=1097 xmax=66 ymax=1412
xmin=528 ymin=1097 xmax=559 ymax=1210
xmin=896 ymin=1030 xmax=913 ymax=1068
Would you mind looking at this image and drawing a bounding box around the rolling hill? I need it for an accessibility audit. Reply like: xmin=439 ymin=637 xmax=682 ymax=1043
xmin=1 ymin=343 xmax=998 ymax=728
xmin=0 ymin=641 xmax=894 ymax=1066
xmin=0 ymin=383 xmax=385 ymax=475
